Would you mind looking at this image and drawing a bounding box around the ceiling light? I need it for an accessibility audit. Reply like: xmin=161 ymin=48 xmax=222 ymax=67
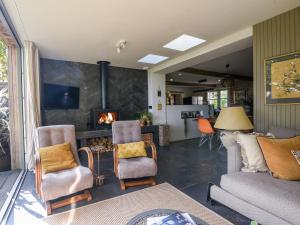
xmin=163 ymin=34 xmax=206 ymax=51
xmin=116 ymin=40 xmax=127 ymax=53
xmin=218 ymin=80 xmax=221 ymax=82
xmin=138 ymin=54 xmax=168 ymax=64
xmin=142 ymin=66 xmax=149 ymax=70
xmin=178 ymin=73 xmax=182 ymax=76
xmin=170 ymin=78 xmax=174 ymax=81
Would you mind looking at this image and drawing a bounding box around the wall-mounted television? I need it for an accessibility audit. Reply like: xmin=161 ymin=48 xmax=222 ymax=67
xmin=43 ymin=83 xmax=80 ymax=109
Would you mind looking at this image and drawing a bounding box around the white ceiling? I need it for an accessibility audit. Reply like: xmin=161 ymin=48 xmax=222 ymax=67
xmin=167 ymin=47 xmax=253 ymax=84
xmin=193 ymin=47 xmax=253 ymax=77
xmin=4 ymin=0 xmax=300 ymax=69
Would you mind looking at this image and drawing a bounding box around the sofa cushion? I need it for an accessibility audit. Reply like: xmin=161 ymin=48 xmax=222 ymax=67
xmin=220 ymin=172 xmax=300 ymax=225
xmin=257 ymin=136 xmax=300 ymax=180
xmin=270 ymin=126 xmax=300 ymax=138
xmin=41 ymin=166 xmax=93 ymax=201
xmin=237 ymin=133 xmax=268 ymax=172
xmin=118 ymin=157 xmax=157 ymax=179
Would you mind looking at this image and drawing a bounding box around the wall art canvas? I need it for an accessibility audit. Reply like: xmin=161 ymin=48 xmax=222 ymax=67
xmin=265 ymin=52 xmax=300 ymax=104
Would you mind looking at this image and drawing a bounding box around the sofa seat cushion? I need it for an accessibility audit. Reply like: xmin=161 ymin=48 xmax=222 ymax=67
xmin=220 ymin=172 xmax=300 ymax=225
xmin=118 ymin=157 xmax=157 ymax=179
xmin=41 ymin=166 xmax=93 ymax=201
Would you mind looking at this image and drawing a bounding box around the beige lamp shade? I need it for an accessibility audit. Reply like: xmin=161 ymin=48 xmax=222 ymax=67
xmin=214 ymin=106 xmax=253 ymax=130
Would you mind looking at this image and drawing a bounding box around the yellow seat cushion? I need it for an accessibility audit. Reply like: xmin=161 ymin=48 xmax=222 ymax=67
xmin=38 ymin=142 xmax=78 ymax=174
xmin=117 ymin=141 xmax=147 ymax=159
xmin=257 ymin=136 xmax=300 ymax=180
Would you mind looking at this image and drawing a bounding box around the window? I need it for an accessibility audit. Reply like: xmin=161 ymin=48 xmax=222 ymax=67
xmin=207 ymin=91 xmax=218 ymax=109
xmin=207 ymin=90 xmax=229 ymax=109
xmin=192 ymin=96 xmax=203 ymax=105
xmin=220 ymin=90 xmax=228 ymax=108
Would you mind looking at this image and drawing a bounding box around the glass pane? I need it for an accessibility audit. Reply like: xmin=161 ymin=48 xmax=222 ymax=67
xmin=192 ymin=96 xmax=198 ymax=105
xmin=208 ymin=99 xmax=218 ymax=109
xmin=220 ymin=90 xmax=228 ymax=98
xmin=197 ymin=96 xmax=203 ymax=105
xmin=220 ymin=98 xmax=228 ymax=108
xmin=207 ymin=91 xmax=218 ymax=100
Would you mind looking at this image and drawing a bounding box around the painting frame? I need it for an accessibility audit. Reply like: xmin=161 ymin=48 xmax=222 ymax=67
xmin=233 ymin=89 xmax=247 ymax=105
xmin=264 ymin=51 xmax=300 ymax=105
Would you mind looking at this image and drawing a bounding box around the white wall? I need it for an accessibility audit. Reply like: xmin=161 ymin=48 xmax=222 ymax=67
xmin=166 ymin=105 xmax=209 ymax=142
xmin=147 ymin=71 xmax=166 ymax=124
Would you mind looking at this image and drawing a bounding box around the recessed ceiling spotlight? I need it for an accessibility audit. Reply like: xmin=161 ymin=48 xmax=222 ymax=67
xmin=170 ymin=78 xmax=174 ymax=82
xmin=178 ymin=73 xmax=182 ymax=76
xmin=138 ymin=54 xmax=168 ymax=64
xmin=218 ymin=80 xmax=221 ymax=82
xmin=163 ymin=34 xmax=206 ymax=51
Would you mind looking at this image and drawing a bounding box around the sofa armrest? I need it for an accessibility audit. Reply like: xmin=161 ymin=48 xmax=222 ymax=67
xmin=220 ymin=132 xmax=242 ymax=173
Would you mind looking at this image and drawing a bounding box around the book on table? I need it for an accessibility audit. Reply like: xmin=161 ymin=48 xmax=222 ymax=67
xmin=147 ymin=212 xmax=196 ymax=225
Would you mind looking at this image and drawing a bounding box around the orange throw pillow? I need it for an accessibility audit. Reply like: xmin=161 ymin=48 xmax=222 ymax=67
xmin=257 ymin=136 xmax=300 ymax=180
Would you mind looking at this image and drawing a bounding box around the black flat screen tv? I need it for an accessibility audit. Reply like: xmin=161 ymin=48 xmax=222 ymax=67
xmin=43 ymin=83 xmax=80 ymax=109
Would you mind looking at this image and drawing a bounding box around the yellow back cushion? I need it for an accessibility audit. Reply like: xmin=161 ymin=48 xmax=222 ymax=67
xmin=39 ymin=142 xmax=78 ymax=174
xmin=117 ymin=141 xmax=147 ymax=159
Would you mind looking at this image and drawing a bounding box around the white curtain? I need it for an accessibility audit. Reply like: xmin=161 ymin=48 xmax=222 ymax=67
xmin=24 ymin=41 xmax=41 ymax=170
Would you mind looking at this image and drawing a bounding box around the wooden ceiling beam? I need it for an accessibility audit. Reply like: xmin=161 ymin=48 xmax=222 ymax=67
xmin=178 ymin=68 xmax=253 ymax=81
xmin=166 ymin=81 xmax=217 ymax=88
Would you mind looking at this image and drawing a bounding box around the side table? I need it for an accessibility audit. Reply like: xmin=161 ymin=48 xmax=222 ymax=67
xmin=89 ymin=145 xmax=108 ymax=186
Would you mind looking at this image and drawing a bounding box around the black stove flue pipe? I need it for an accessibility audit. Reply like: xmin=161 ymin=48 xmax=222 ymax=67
xmin=97 ymin=61 xmax=110 ymax=110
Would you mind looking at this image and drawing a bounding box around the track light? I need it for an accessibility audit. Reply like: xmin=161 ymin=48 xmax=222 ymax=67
xmin=116 ymin=40 xmax=127 ymax=53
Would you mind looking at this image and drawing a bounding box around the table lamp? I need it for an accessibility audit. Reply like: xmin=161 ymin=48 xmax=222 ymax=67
xmin=214 ymin=106 xmax=253 ymax=131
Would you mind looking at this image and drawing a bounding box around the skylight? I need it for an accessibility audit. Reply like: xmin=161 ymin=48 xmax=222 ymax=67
xmin=138 ymin=54 xmax=168 ymax=64
xmin=163 ymin=34 xmax=206 ymax=51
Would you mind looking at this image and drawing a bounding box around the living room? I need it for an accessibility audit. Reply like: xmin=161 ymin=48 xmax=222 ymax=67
xmin=0 ymin=1 xmax=299 ymax=225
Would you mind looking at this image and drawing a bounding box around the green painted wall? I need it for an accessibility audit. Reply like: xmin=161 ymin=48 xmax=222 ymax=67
xmin=253 ymin=7 xmax=300 ymax=132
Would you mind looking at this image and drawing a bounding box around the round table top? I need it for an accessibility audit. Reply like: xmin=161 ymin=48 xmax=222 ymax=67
xmin=126 ymin=208 xmax=208 ymax=225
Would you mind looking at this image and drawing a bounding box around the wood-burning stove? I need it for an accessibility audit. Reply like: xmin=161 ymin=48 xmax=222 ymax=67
xmin=91 ymin=109 xmax=119 ymax=129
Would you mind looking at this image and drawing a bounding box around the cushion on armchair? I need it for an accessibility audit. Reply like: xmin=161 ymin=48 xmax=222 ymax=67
xmin=38 ymin=142 xmax=78 ymax=174
xmin=118 ymin=157 xmax=157 ymax=179
xmin=41 ymin=165 xmax=93 ymax=201
xmin=117 ymin=141 xmax=147 ymax=159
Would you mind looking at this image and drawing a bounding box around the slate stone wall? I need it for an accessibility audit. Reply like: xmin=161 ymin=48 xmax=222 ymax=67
xmin=40 ymin=58 xmax=148 ymax=131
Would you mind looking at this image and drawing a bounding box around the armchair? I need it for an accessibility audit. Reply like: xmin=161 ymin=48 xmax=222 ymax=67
xmin=35 ymin=125 xmax=94 ymax=215
xmin=112 ymin=120 xmax=157 ymax=190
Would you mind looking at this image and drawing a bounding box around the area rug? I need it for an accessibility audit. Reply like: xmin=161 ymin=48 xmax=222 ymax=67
xmin=42 ymin=183 xmax=232 ymax=225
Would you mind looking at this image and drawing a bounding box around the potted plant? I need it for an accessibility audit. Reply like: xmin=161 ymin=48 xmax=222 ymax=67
xmin=138 ymin=111 xmax=152 ymax=126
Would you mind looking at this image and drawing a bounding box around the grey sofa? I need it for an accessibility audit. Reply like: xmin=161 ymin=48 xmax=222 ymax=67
xmin=209 ymin=127 xmax=300 ymax=225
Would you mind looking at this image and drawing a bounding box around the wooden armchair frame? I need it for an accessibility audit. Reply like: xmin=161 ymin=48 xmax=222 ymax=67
xmin=35 ymin=147 xmax=94 ymax=215
xmin=113 ymin=141 xmax=157 ymax=190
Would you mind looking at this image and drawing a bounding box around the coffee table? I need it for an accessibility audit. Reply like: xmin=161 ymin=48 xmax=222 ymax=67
xmin=126 ymin=208 xmax=209 ymax=225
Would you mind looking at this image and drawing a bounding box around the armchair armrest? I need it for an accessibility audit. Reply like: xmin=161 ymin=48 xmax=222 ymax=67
xmin=35 ymin=154 xmax=42 ymax=197
xmin=148 ymin=141 xmax=157 ymax=161
xmin=113 ymin=144 xmax=119 ymax=177
xmin=79 ymin=147 xmax=94 ymax=172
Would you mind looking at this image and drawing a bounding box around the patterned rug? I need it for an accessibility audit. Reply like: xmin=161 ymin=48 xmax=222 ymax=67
xmin=42 ymin=183 xmax=232 ymax=225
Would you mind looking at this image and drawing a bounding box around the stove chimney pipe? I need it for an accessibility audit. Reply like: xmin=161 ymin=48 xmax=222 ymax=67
xmin=97 ymin=61 xmax=110 ymax=109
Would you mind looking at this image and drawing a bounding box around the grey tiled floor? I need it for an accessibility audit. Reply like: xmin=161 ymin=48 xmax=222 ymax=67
xmin=0 ymin=170 xmax=21 ymax=210
xmin=6 ymin=138 xmax=251 ymax=225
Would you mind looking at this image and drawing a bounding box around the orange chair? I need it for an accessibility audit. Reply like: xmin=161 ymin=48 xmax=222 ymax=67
xmin=197 ymin=118 xmax=215 ymax=150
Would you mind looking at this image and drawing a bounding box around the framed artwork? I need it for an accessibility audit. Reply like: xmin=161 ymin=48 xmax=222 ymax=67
xmin=265 ymin=51 xmax=300 ymax=104
xmin=234 ymin=90 xmax=246 ymax=105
